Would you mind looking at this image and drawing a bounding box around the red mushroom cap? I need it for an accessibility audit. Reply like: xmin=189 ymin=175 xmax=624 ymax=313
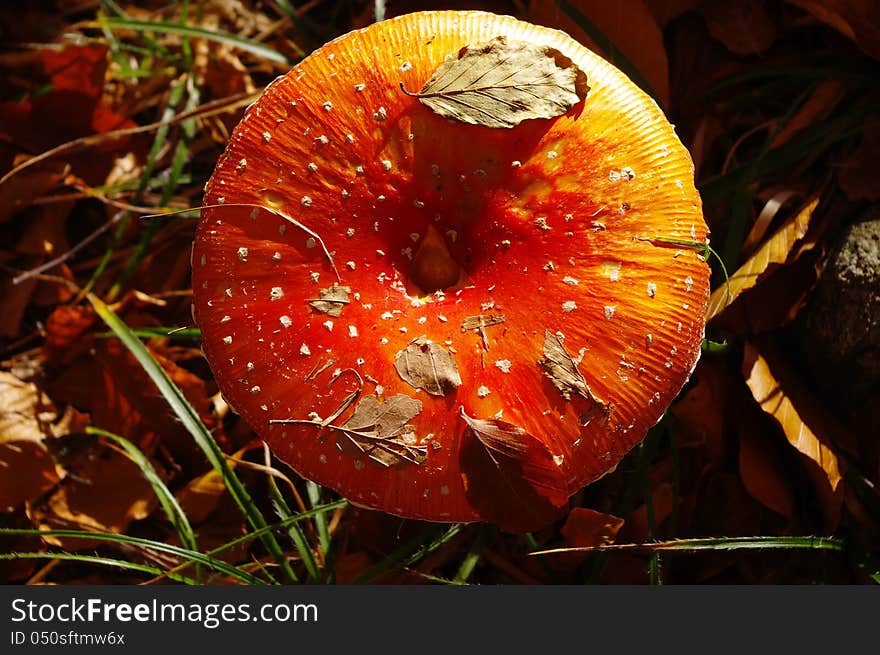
xmin=191 ymin=11 xmax=710 ymax=532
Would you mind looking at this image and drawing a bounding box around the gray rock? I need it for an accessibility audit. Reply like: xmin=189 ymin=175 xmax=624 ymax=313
xmin=797 ymin=209 xmax=880 ymax=410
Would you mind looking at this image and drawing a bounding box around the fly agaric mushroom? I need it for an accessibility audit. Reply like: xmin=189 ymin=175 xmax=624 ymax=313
xmin=191 ymin=11 xmax=710 ymax=532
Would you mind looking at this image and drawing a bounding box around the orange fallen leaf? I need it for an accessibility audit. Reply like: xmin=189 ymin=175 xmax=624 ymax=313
xmin=176 ymin=445 xmax=251 ymax=525
xmin=708 ymin=197 xmax=818 ymax=320
xmin=28 ymin=445 xmax=158 ymax=550
xmin=738 ymin=419 xmax=796 ymax=522
xmin=701 ymin=0 xmax=776 ymax=56
xmin=561 ymin=507 xmax=624 ymax=547
xmin=787 ymin=0 xmax=880 ymax=60
xmin=0 ymin=159 xmax=68 ymax=224
xmin=742 ymin=342 xmax=843 ymax=529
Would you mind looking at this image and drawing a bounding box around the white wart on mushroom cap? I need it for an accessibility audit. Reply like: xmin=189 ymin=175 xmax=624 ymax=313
xmin=191 ymin=11 xmax=710 ymax=532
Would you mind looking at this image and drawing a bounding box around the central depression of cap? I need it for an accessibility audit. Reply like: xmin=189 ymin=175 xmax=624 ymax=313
xmin=192 ymin=11 xmax=710 ymax=529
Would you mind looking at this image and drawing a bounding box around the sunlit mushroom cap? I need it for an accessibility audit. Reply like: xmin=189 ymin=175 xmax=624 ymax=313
xmin=191 ymin=11 xmax=710 ymax=532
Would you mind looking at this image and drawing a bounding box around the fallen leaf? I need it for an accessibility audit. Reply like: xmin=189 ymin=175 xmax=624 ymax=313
xmin=787 ymin=0 xmax=880 ymax=60
xmin=708 ymin=197 xmax=818 ymax=320
xmin=405 ymin=36 xmax=589 ymax=128
xmin=0 ymin=43 xmax=140 ymax=186
xmin=0 ymin=371 xmax=81 ymax=512
xmin=28 ymin=444 xmax=157 ymax=549
xmin=530 ymin=0 xmax=670 ymax=107
xmin=701 ymin=0 xmax=777 ymax=56
xmin=42 ymin=303 xmax=97 ymax=367
xmin=538 ymin=330 xmax=604 ymax=405
xmin=561 ymin=507 xmax=624 ymax=547
xmin=540 ymin=507 xmax=625 ymax=573
xmin=343 ymin=393 xmax=422 ymax=439
xmin=339 ymin=393 xmax=426 ymax=467
xmin=459 ymin=409 xmax=569 ymax=533
xmin=742 ymin=342 xmax=843 ymax=529
xmin=770 ymin=80 xmax=847 ymax=149
xmin=0 ymin=159 xmax=68 ymax=224
xmin=394 ymin=337 xmax=462 ymax=396
xmin=308 ymin=284 xmax=351 ymax=317
xmin=738 ymin=416 xmax=797 ymax=522
xmin=176 ymin=445 xmax=250 ymax=525
xmin=838 ymin=122 xmax=880 ymax=201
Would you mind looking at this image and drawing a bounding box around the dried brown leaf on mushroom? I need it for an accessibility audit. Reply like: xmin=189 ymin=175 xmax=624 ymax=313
xmin=403 ymin=36 xmax=589 ymax=128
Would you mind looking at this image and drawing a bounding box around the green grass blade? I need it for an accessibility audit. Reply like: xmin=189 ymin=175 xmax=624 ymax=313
xmin=353 ymin=524 xmax=464 ymax=584
xmin=266 ymin=474 xmax=322 ymax=582
xmin=97 ymin=327 xmax=202 ymax=340
xmin=161 ymin=500 xmax=348 ymax=580
xmin=98 ymin=17 xmax=292 ymax=64
xmin=83 ymin=78 xmax=186 ymax=298
xmin=86 ymin=426 xmax=198 ymax=555
xmin=110 ymin=75 xmax=196 ymax=297
xmin=202 ymin=500 xmax=347 ymax=561
xmin=86 ymin=293 xmax=299 ymax=583
xmin=453 ymin=526 xmax=488 ymax=584
xmin=306 ymin=482 xmax=331 ymax=553
xmin=583 ymin=420 xmax=664 ymax=583
xmin=0 ymin=528 xmax=266 ymax=584
xmin=0 ymin=552 xmax=198 ymax=584
xmin=533 ymin=535 xmax=846 ymax=556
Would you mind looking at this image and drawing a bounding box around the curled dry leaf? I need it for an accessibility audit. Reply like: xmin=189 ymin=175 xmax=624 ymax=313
xmin=404 ymin=36 xmax=589 ymax=128
xmin=742 ymin=342 xmax=843 ymax=529
xmin=538 ymin=330 xmax=604 ymax=406
xmin=708 ymin=198 xmax=818 ymax=320
xmin=339 ymin=393 xmax=427 ymax=467
xmin=308 ymin=284 xmax=351 ymax=317
xmin=459 ymin=409 xmax=569 ymax=532
xmin=394 ymin=337 xmax=462 ymax=397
